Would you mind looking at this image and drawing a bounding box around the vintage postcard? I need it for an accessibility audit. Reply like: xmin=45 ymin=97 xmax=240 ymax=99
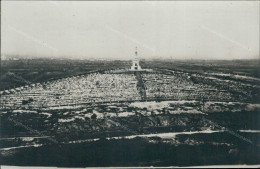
xmin=0 ymin=1 xmax=259 ymax=168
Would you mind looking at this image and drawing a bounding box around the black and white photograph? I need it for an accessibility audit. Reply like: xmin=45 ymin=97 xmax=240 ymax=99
xmin=0 ymin=1 xmax=260 ymax=168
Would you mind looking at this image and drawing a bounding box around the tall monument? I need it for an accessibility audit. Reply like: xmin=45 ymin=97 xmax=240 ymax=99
xmin=130 ymin=47 xmax=142 ymax=71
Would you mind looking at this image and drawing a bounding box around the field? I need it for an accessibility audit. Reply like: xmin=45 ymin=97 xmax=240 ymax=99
xmin=0 ymin=59 xmax=260 ymax=167
xmin=0 ymin=59 xmax=130 ymax=91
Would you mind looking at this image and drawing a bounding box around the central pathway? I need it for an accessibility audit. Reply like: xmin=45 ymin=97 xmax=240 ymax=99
xmin=134 ymin=71 xmax=147 ymax=100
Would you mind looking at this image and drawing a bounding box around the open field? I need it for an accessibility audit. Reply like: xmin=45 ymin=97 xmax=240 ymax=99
xmin=0 ymin=59 xmax=130 ymax=91
xmin=0 ymin=59 xmax=260 ymax=167
xmin=141 ymin=59 xmax=260 ymax=78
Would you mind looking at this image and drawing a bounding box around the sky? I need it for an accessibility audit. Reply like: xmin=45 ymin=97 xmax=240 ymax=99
xmin=1 ymin=1 xmax=259 ymax=60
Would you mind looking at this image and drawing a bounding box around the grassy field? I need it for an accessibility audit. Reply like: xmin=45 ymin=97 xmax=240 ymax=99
xmin=0 ymin=59 xmax=130 ymax=91
xmin=141 ymin=59 xmax=260 ymax=78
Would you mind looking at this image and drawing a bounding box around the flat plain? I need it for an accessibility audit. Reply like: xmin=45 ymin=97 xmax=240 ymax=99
xmin=1 ymin=59 xmax=259 ymax=167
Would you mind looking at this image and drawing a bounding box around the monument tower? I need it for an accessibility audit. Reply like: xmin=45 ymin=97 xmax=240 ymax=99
xmin=130 ymin=47 xmax=142 ymax=71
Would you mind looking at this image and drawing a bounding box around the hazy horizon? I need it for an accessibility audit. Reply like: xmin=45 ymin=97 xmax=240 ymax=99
xmin=2 ymin=53 xmax=259 ymax=61
xmin=1 ymin=1 xmax=259 ymax=60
